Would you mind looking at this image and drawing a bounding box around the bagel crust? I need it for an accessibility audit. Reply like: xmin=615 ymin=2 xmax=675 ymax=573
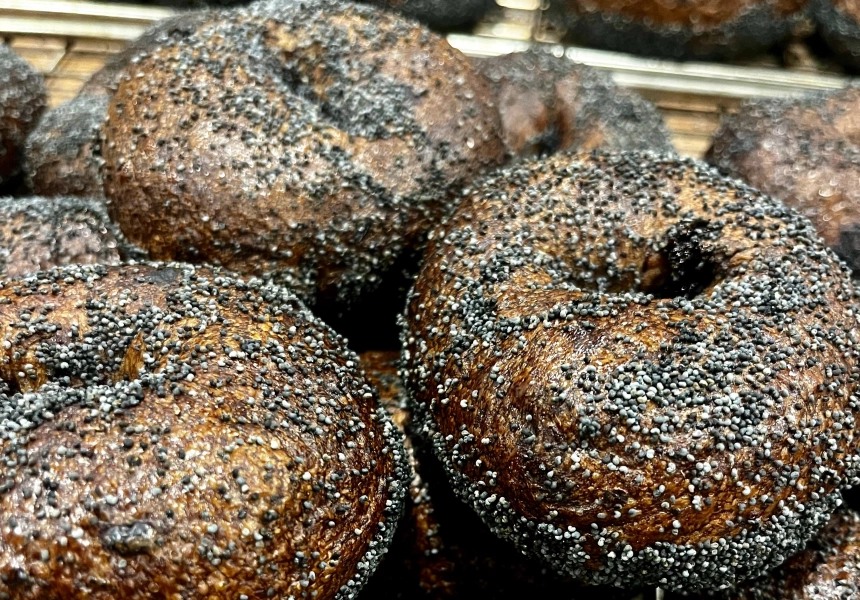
xmin=402 ymin=152 xmax=860 ymax=592
xmin=101 ymin=0 xmax=505 ymax=305
xmin=0 ymin=263 xmax=407 ymax=599
xmin=0 ymin=44 xmax=46 ymax=190
xmin=474 ymin=50 xmax=674 ymax=158
xmin=0 ymin=196 xmax=137 ymax=280
xmin=708 ymin=86 xmax=860 ymax=275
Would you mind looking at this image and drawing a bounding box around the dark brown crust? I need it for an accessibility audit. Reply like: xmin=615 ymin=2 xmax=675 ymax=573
xmin=0 ymin=196 xmax=138 ymax=280
xmin=0 ymin=44 xmax=46 ymax=189
xmin=0 ymin=263 xmax=408 ymax=599
xmin=403 ymin=152 xmax=860 ymax=592
xmin=25 ymin=13 xmax=210 ymax=199
xmin=474 ymin=50 xmax=674 ymax=158
xmin=359 ymin=351 xmax=632 ymax=600
xmin=707 ymin=85 xmax=860 ymax=273
xmin=729 ymin=509 xmax=860 ymax=600
xmin=101 ymin=0 xmax=506 ymax=306
xmin=565 ymin=0 xmax=806 ymax=27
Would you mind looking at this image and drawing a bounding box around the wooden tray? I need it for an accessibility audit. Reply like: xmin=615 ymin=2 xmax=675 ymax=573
xmin=0 ymin=0 xmax=856 ymax=157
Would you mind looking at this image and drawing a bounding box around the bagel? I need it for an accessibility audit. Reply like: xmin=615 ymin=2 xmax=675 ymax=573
xmin=0 ymin=196 xmax=139 ymax=280
xmin=364 ymin=0 xmax=495 ymax=30
xmin=360 ymin=351 xmax=633 ymax=599
xmin=669 ymin=509 xmax=860 ymax=599
xmin=554 ymin=0 xmax=811 ymax=60
xmin=813 ymin=0 xmax=860 ymax=69
xmin=0 ymin=44 xmax=46 ymax=192
xmin=402 ymin=152 xmax=860 ymax=592
xmin=474 ymin=50 xmax=674 ymax=158
xmin=25 ymin=13 xmax=209 ymax=199
xmin=0 ymin=263 xmax=407 ymax=599
xmin=707 ymin=85 xmax=860 ymax=274
xmin=100 ymin=0 xmax=505 ymax=306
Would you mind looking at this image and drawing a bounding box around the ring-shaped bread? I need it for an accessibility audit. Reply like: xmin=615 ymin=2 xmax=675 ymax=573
xmin=402 ymin=152 xmax=860 ymax=592
xmin=0 ymin=263 xmax=407 ymax=599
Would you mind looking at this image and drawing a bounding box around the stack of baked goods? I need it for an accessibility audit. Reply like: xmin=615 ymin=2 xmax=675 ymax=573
xmin=1 ymin=1 xmax=860 ymax=599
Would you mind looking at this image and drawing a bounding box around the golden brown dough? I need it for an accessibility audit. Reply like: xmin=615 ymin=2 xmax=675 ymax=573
xmin=403 ymin=152 xmax=860 ymax=592
xmin=101 ymin=0 xmax=505 ymax=307
xmin=554 ymin=0 xmax=810 ymax=60
xmin=475 ymin=50 xmax=674 ymax=158
xmin=0 ymin=263 xmax=408 ymax=599
xmin=708 ymin=85 xmax=860 ymax=274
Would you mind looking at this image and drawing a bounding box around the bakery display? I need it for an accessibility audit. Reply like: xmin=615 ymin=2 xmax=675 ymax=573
xmin=707 ymin=85 xmax=860 ymax=274
xmin=0 ymin=44 xmax=46 ymax=193
xmin=402 ymin=151 xmax=860 ymax=592
xmin=0 ymin=195 xmax=140 ymax=279
xmin=554 ymin=0 xmax=811 ymax=60
xmin=0 ymin=263 xmax=408 ymax=599
xmin=475 ymin=49 xmax=674 ymax=158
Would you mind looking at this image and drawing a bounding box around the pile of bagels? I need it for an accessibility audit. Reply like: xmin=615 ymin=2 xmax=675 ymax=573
xmin=0 ymin=1 xmax=858 ymax=598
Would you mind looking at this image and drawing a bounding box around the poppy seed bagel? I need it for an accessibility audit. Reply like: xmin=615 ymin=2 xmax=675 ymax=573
xmin=25 ymin=13 xmax=210 ymax=199
xmin=474 ymin=50 xmax=674 ymax=158
xmin=707 ymin=86 xmax=860 ymax=275
xmin=402 ymin=152 xmax=860 ymax=592
xmin=813 ymin=0 xmax=860 ymax=69
xmin=359 ymin=351 xmax=632 ymax=599
xmin=0 ymin=44 xmax=46 ymax=192
xmin=100 ymin=0 xmax=506 ymax=307
xmin=0 ymin=196 xmax=140 ymax=280
xmin=0 ymin=263 xmax=408 ymax=599
xmin=555 ymin=0 xmax=811 ymax=60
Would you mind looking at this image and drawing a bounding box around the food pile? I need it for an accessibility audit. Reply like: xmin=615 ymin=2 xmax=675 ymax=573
xmin=0 ymin=1 xmax=859 ymax=598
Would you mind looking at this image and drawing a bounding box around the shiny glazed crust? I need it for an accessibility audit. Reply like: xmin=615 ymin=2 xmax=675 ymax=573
xmin=101 ymin=0 xmax=505 ymax=306
xmin=403 ymin=152 xmax=860 ymax=592
xmin=0 ymin=263 xmax=408 ymax=599
xmin=708 ymin=86 xmax=860 ymax=273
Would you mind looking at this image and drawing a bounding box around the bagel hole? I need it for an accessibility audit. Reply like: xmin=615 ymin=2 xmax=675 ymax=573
xmin=644 ymin=219 xmax=717 ymax=300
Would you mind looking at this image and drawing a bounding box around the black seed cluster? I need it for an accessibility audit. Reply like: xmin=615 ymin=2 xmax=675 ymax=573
xmin=0 ymin=195 xmax=143 ymax=280
xmin=814 ymin=0 xmax=860 ymax=69
xmin=101 ymin=0 xmax=504 ymax=307
xmin=402 ymin=152 xmax=860 ymax=593
xmin=0 ymin=263 xmax=408 ymax=599
xmin=475 ymin=48 xmax=675 ymax=157
xmin=0 ymin=44 xmax=46 ymax=189
xmin=552 ymin=1 xmax=810 ymax=61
